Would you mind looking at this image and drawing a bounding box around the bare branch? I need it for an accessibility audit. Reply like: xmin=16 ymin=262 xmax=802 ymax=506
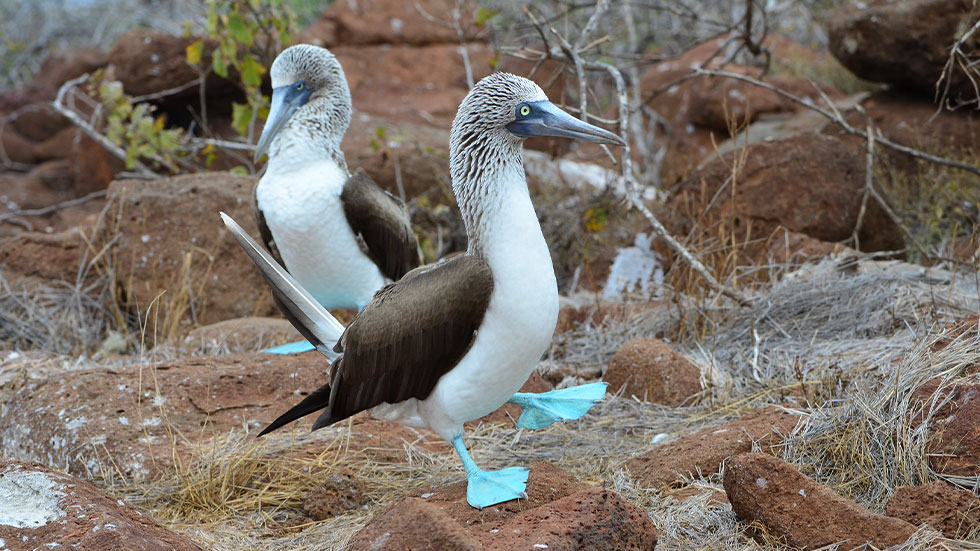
xmin=0 ymin=189 xmax=107 ymax=224
xmin=51 ymin=74 xmax=159 ymax=179
xmin=695 ymin=68 xmax=980 ymax=177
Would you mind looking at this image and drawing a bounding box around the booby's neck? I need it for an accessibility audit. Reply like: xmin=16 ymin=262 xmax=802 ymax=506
xmin=266 ymin=98 xmax=350 ymax=175
xmin=451 ymin=134 xmax=553 ymax=284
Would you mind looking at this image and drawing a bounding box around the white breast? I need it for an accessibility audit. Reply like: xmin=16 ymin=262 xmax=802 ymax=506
xmin=255 ymin=159 xmax=386 ymax=310
xmin=416 ymin=176 xmax=559 ymax=440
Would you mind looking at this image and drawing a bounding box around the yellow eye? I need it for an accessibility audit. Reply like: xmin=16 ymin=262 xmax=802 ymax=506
xmin=296 ymin=83 xmax=304 ymax=90
xmin=520 ymin=105 xmax=530 ymax=116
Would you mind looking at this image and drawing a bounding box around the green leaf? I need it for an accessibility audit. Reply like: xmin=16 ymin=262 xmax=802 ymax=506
xmin=206 ymin=2 xmax=218 ymax=35
xmin=213 ymin=47 xmax=228 ymax=78
xmin=475 ymin=7 xmax=498 ymax=27
xmin=232 ymin=102 xmax=253 ymax=137
xmin=185 ymin=39 xmax=204 ymax=66
xmin=227 ymin=12 xmax=253 ymax=46
xmin=230 ymin=166 xmax=249 ymax=175
xmin=240 ymin=54 xmax=266 ymax=88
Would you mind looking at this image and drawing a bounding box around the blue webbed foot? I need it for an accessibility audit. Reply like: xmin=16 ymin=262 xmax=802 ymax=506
xmin=506 ymin=382 xmax=608 ymax=430
xmin=261 ymin=340 xmax=317 ymax=355
xmin=465 ymin=466 xmax=529 ymax=509
xmin=451 ymin=436 xmax=528 ymax=509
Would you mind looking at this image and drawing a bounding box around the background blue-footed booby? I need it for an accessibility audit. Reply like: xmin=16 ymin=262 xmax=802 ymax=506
xmin=223 ymin=72 xmax=624 ymax=509
xmin=253 ymin=44 xmax=420 ymax=353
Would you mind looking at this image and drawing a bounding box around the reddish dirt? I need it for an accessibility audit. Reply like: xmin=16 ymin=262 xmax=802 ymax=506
xmin=603 ymin=338 xmax=701 ymax=406
xmin=0 ymin=459 xmax=201 ymax=551
xmin=348 ymin=462 xmax=657 ymax=551
xmin=626 ymin=407 xmax=801 ymax=487
xmin=724 ymin=453 xmax=916 ymax=549
xmin=886 ymin=480 xmax=980 ymax=538
xmin=0 ymin=228 xmax=90 ymax=284
xmin=313 ymin=0 xmax=487 ymax=47
xmin=302 ymin=468 xmax=366 ymax=520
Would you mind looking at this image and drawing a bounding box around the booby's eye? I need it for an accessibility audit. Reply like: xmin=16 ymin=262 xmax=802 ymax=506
xmin=519 ymin=104 xmax=531 ymax=117
xmin=296 ymin=82 xmax=304 ymax=90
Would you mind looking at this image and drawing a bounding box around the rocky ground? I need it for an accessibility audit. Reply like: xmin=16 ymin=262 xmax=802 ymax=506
xmin=2 ymin=0 xmax=980 ymax=550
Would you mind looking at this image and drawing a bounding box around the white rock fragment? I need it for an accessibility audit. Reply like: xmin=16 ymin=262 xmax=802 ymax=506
xmin=0 ymin=470 xmax=66 ymax=528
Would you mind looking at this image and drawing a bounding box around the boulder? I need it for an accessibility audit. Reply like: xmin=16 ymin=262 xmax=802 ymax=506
xmin=828 ymin=0 xmax=979 ymax=100
xmin=668 ymin=133 xmax=904 ymax=253
xmin=603 ymin=339 xmax=701 ymax=405
xmin=107 ymin=29 xmax=239 ymax=114
xmin=724 ymin=453 xmax=917 ymax=549
xmin=0 ymin=458 xmax=201 ymax=551
xmin=886 ymin=481 xmax=980 ymax=538
xmin=0 ymin=351 xmax=326 ymax=480
xmin=641 ymin=34 xmax=845 ymax=185
xmin=97 ymin=172 xmax=278 ymax=331
xmin=910 ymin=379 xmax=980 ymax=477
xmin=0 ymin=123 xmax=39 ymax=164
xmin=335 ymin=42 xmax=495 ymax=128
xmin=31 ymin=47 xmax=109 ymax=90
xmin=627 ymin=407 xmax=800 ymax=487
xmin=8 ymin=102 xmax=70 ymax=142
xmin=348 ymin=463 xmax=658 ymax=551
xmin=0 ymin=228 xmax=88 ymax=284
xmin=315 ymin=0 xmax=487 ymax=47
xmin=302 ymin=468 xmax=366 ymax=520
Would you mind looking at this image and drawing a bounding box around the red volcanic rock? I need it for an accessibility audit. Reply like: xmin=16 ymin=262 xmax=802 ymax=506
xmin=316 ymin=0 xmax=487 ymax=47
xmin=8 ymin=102 xmax=70 ymax=142
xmin=627 ymin=407 xmax=801 ymax=487
xmin=886 ymin=481 xmax=980 ymax=538
xmin=0 ymin=459 xmax=201 ymax=551
xmin=829 ymin=0 xmax=978 ymax=100
xmin=724 ymin=453 xmax=916 ymax=549
xmin=31 ymin=47 xmax=108 ymax=90
xmin=668 ymin=133 xmax=904 ymax=253
xmin=98 ymin=173 xmax=278 ymax=330
xmin=348 ymin=463 xmax=657 ymax=551
xmin=0 ymin=228 xmax=88 ymax=284
xmin=0 ymin=351 xmax=326 ymax=480
xmin=910 ymin=379 xmax=980 ymax=477
xmin=302 ymin=468 xmax=366 ymax=520
xmin=604 ymin=339 xmax=701 ymax=406
xmin=335 ymin=42 xmax=494 ymax=129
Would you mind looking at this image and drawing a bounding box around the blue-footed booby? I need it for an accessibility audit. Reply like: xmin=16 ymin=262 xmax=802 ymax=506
xmin=222 ymin=72 xmax=625 ymax=509
xmin=253 ymin=44 xmax=420 ymax=354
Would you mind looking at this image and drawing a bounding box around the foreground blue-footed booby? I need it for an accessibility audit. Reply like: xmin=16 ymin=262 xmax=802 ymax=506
xmin=253 ymin=44 xmax=420 ymax=354
xmin=222 ymin=72 xmax=625 ymax=509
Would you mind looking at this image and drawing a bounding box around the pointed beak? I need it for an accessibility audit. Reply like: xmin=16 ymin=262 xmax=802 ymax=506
xmin=506 ymin=101 xmax=626 ymax=146
xmin=254 ymin=83 xmax=313 ymax=162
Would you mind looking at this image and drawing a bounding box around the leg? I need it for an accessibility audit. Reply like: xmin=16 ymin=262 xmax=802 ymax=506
xmin=506 ymin=381 xmax=607 ymax=430
xmin=451 ymin=436 xmax=528 ymax=509
xmin=261 ymin=340 xmax=317 ymax=354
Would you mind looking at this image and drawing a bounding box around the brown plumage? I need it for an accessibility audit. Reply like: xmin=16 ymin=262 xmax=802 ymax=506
xmin=259 ymin=254 xmax=492 ymax=435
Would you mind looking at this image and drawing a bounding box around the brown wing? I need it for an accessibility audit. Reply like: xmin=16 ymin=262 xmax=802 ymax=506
xmin=252 ymin=181 xmax=285 ymax=268
xmin=314 ymin=254 xmax=493 ymax=428
xmin=340 ymin=170 xmax=420 ymax=281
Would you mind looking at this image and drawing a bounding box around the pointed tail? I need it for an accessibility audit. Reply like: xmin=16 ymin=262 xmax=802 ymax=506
xmin=220 ymin=212 xmax=345 ymax=360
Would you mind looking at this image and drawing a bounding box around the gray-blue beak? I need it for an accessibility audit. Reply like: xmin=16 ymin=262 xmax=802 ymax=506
xmin=506 ymin=101 xmax=626 ymax=146
xmin=254 ymin=82 xmax=314 ymax=162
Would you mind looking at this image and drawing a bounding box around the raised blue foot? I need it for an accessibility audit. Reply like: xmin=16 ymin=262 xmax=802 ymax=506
xmin=261 ymin=340 xmax=316 ymax=355
xmin=452 ymin=436 xmax=528 ymax=509
xmin=506 ymin=382 xmax=608 ymax=430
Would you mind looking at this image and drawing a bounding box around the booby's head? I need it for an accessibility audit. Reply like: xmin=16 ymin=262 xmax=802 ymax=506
xmin=254 ymin=44 xmax=352 ymax=162
xmin=451 ymin=73 xmax=625 ymax=153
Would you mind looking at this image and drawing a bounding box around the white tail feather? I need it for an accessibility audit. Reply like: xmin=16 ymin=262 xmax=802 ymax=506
xmin=219 ymin=212 xmax=345 ymax=359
